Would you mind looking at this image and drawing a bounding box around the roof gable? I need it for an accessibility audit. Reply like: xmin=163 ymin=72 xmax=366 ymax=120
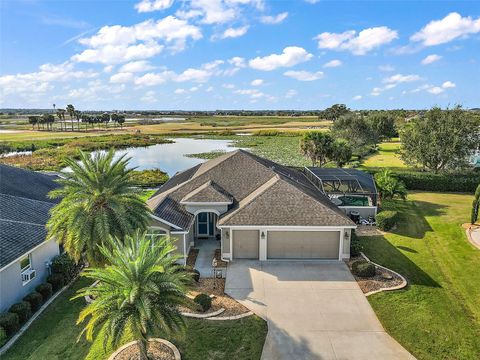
xmin=181 ymin=181 xmax=233 ymax=204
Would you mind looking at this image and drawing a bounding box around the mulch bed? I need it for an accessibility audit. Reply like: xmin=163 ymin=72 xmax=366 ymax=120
xmin=181 ymin=278 xmax=249 ymax=316
xmin=355 ymin=225 xmax=385 ymax=237
xmin=112 ymin=341 xmax=175 ymax=360
xmin=186 ymin=248 xmax=199 ymax=268
xmin=347 ymin=256 xmax=403 ymax=294
xmin=214 ymin=249 xmax=228 ymax=267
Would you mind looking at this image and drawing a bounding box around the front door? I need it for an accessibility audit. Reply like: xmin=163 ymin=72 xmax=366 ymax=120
xmin=196 ymin=212 xmax=216 ymax=237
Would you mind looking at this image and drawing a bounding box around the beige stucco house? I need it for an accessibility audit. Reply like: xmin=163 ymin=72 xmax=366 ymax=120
xmin=146 ymin=150 xmax=357 ymax=263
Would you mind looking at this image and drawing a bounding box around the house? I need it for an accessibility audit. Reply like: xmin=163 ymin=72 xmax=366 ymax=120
xmin=147 ymin=150 xmax=357 ymax=263
xmin=304 ymin=167 xmax=378 ymax=219
xmin=0 ymin=165 xmax=60 ymax=312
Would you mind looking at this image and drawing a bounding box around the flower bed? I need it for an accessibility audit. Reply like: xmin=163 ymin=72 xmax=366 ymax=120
xmin=347 ymin=256 xmax=404 ymax=295
xmin=109 ymin=339 xmax=180 ymax=360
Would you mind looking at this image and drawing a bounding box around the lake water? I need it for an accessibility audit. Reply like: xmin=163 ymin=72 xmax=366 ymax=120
xmin=100 ymin=137 xmax=238 ymax=175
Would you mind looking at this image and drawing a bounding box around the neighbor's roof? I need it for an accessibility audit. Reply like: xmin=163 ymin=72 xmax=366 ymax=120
xmin=148 ymin=150 xmax=354 ymax=230
xmin=0 ymin=164 xmax=60 ymax=268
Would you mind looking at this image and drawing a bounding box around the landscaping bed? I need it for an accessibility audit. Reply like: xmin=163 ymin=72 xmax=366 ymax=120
xmin=213 ymin=249 xmax=228 ymax=267
xmin=347 ymin=256 xmax=404 ymax=294
xmin=110 ymin=340 xmax=178 ymax=360
xmin=183 ymin=279 xmax=249 ymax=317
xmin=185 ymin=249 xmax=199 ymax=268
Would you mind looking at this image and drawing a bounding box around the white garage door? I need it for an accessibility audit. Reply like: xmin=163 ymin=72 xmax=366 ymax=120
xmin=267 ymin=231 xmax=340 ymax=259
xmin=233 ymin=230 xmax=259 ymax=259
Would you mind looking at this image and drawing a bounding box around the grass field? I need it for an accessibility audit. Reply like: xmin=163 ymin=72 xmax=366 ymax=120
xmin=2 ymin=277 xmax=267 ymax=360
xmin=360 ymin=192 xmax=480 ymax=360
xmin=361 ymin=141 xmax=407 ymax=169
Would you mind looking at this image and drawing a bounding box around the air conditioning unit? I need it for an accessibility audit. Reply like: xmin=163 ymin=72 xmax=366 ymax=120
xmin=21 ymin=269 xmax=36 ymax=283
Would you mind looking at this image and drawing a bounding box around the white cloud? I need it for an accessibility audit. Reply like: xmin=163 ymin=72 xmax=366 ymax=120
xmin=315 ymin=26 xmax=398 ymax=55
xmin=234 ymin=88 xmax=274 ymax=101
xmin=383 ymin=73 xmax=422 ymax=84
xmin=103 ymin=65 xmax=114 ymax=73
xmin=442 ymin=80 xmax=456 ymax=88
xmin=427 ymin=86 xmax=444 ymax=94
xmin=285 ymin=89 xmax=297 ymax=98
xmin=249 ymin=46 xmax=313 ymax=71
xmin=140 ymin=90 xmax=157 ymax=102
xmin=175 ymin=68 xmax=211 ymax=82
xmin=283 ymin=70 xmax=324 ymax=81
xmin=421 ymin=54 xmax=442 ymax=65
xmin=206 ymin=86 xmax=214 ymax=92
xmin=174 ymin=88 xmax=187 ymax=94
xmin=135 ymin=0 xmax=173 ymax=13
xmin=119 ymin=60 xmax=154 ymax=73
xmin=323 ymin=59 xmax=342 ymax=68
xmin=411 ymin=12 xmax=480 ymax=46
xmin=260 ymin=12 xmax=288 ymax=25
xmin=134 ymin=71 xmax=173 ymax=86
xmin=218 ymin=26 xmax=249 ymax=39
xmin=251 ymin=79 xmax=264 ymax=86
xmin=304 ymin=0 xmax=320 ymax=3
xmin=110 ymin=72 xmax=134 ymax=83
xmin=379 ymin=64 xmax=395 ymax=72
xmin=222 ymin=83 xmax=235 ymax=89
xmin=353 ymin=95 xmax=362 ymax=100
xmin=72 ymin=16 xmax=202 ymax=64
xmin=228 ymin=56 xmax=246 ymax=67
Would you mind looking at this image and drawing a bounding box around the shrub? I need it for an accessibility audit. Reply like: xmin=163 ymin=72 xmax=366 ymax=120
xmin=36 ymin=283 xmax=53 ymax=302
xmin=190 ymin=269 xmax=200 ymax=282
xmin=51 ymin=253 xmax=78 ymax=283
xmin=23 ymin=292 xmax=43 ymax=312
xmin=0 ymin=313 xmax=19 ymax=337
xmin=0 ymin=326 xmax=6 ymax=347
xmin=350 ymin=232 xmax=362 ymax=257
xmin=352 ymin=260 xmax=376 ymax=278
xmin=376 ymin=210 xmax=398 ymax=231
xmin=47 ymin=273 xmax=65 ymax=292
xmin=194 ymin=293 xmax=212 ymax=312
xmin=254 ymin=129 xmax=281 ymax=136
xmin=8 ymin=302 xmax=31 ymax=324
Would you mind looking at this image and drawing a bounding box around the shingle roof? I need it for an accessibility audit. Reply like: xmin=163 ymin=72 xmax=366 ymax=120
xmin=181 ymin=181 xmax=233 ymax=204
xmin=0 ymin=164 xmax=59 ymax=268
xmin=148 ymin=150 xmax=354 ymax=230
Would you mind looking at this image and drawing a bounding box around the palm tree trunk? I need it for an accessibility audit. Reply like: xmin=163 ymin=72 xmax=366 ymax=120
xmin=138 ymin=340 xmax=148 ymax=360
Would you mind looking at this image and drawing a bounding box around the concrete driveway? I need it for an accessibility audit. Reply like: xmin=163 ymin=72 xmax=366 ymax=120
xmin=225 ymin=261 xmax=414 ymax=360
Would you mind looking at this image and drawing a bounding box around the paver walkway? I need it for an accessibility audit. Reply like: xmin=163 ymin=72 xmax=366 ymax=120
xmin=225 ymin=261 xmax=415 ymax=360
xmin=194 ymin=238 xmax=217 ymax=277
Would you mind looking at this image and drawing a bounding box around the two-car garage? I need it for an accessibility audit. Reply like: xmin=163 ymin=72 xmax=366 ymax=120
xmin=231 ymin=229 xmax=341 ymax=260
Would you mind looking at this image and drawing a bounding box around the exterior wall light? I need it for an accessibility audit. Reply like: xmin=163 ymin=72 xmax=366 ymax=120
xmin=261 ymin=231 xmax=265 ymax=239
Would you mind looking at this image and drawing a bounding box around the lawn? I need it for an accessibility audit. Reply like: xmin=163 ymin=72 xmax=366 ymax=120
xmin=359 ymin=192 xmax=480 ymax=360
xmin=2 ymin=277 xmax=267 ymax=360
xmin=361 ymin=141 xmax=408 ymax=170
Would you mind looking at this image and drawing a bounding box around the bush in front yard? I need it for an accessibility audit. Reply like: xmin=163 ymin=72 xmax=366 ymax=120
xmin=51 ymin=253 xmax=78 ymax=283
xmin=0 ymin=313 xmax=19 ymax=337
xmin=47 ymin=273 xmax=65 ymax=292
xmin=8 ymin=302 xmax=31 ymax=325
xmin=350 ymin=231 xmax=362 ymax=257
xmin=376 ymin=210 xmax=398 ymax=231
xmin=23 ymin=292 xmax=43 ymax=312
xmin=191 ymin=269 xmax=201 ymax=282
xmin=194 ymin=293 xmax=212 ymax=312
xmin=0 ymin=326 xmax=6 ymax=347
xmin=36 ymin=283 xmax=53 ymax=302
xmin=352 ymin=260 xmax=376 ymax=278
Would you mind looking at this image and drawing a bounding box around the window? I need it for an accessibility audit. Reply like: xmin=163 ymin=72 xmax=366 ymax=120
xmin=20 ymin=255 xmax=31 ymax=272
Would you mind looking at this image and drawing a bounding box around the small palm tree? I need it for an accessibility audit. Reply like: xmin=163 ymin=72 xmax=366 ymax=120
xmin=47 ymin=150 xmax=151 ymax=265
xmin=74 ymin=233 xmax=190 ymax=360
xmin=374 ymin=169 xmax=407 ymax=202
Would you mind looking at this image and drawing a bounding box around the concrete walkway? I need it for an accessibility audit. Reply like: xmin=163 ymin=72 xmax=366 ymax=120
xmin=225 ymin=261 xmax=414 ymax=360
xmin=194 ymin=238 xmax=217 ymax=277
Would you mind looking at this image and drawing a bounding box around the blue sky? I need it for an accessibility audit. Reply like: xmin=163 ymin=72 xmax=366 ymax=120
xmin=1 ymin=0 xmax=479 ymax=110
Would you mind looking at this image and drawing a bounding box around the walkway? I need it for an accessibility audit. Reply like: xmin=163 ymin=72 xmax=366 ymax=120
xmin=194 ymin=238 xmax=217 ymax=278
xmin=225 ymin=261 xmax=415 ymax=360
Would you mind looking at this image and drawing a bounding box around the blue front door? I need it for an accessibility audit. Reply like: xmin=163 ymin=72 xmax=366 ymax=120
xmin=197 ymin=212 xmax=216 ymax=237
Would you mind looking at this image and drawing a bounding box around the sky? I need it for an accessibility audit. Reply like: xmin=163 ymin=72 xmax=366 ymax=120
xmin=0 ymin=0 xmax=479 ymax=110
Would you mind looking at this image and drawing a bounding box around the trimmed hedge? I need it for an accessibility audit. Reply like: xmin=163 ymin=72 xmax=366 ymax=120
xmin=36 ymin=283 xmax=53 ymax=302
xmin=51 ymin=253 xmax=78 ymax=283
xmin=376 ymin=210 xmax=398 ymax=231
xmin=0 ymin=313 xmax=19 ymax=337
xmin=23 ymin=292 xmax=43 ymax=312
xmin=8 ymin=302 xmax=31 ymax=324
xmin=0 ymin=326 xmax=6 ymax=347
xmin=352 ymin=260 xmax=376 ymax=278
xmin=194 ymin=293 xmax=212 ymax=312
xmin=47 ymin=273 xmax=65 ymax=292
xmin=350 ymin=231 xmax=362 ymax=257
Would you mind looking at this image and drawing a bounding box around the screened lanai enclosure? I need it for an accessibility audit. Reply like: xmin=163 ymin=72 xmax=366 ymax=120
xmin=304 ymin=167 xmax=378 ymax=220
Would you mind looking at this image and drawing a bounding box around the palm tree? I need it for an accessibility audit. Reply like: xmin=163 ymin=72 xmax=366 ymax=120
xmin=56 ymin=109 xmax=66 ymax=131
xmin=47 ymin=150 xmax=151 ymax=265
xmin=374 ymin=169 xmax=407 ymax=203
xmin=66 ymin=104 xmax=75 ymax=131
xmin=471 ymin=183 xmax=480 ymax=224
xmin=74 ymin=233 xmax=189 ymax=360
xmin=74 ymin=110 xmax=82 ymax=131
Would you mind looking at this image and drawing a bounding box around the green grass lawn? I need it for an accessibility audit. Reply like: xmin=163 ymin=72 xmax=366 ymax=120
xmin=2 ymin=277 xmax=267 ymax=360
xmin=361 ymin=141 xmax=408 ymax=170
xmin=359 ymin=192 xmax=480 ymax=360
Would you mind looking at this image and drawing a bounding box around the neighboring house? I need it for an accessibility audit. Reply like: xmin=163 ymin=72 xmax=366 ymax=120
xmin=147 ymin=150 xmax=357 ymax=263
xmin=0 ymin=164 xmax=60 ymax=312
xmin=304 ymin=167 xmax=378 ymax=219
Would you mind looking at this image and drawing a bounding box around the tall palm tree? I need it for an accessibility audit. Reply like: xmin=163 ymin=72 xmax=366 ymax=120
xmin=74 ymin=233 xmax=189 ymax=360
xmin=66 ymin=104 xmax=75 ymax=131
xmin=47 ymin=150 xmax=151 ymax=265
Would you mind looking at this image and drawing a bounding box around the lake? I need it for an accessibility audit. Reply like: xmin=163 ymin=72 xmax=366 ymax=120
xmin=98 ymin=137 xmax=238 ymax=175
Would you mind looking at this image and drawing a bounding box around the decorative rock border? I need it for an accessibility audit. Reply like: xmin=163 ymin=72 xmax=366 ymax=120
xmin=360 ymin=252 xmax=408 ymax=296
xmin=206 ymin=311 xmax=254 ymax=321
xmin=181 ymin=308 xmax=225 ymax=318
xmin=84 ymin=280 xmax=100 ymax=304
xmin=108 ymin=338 xmax=181 ymax=360
xmin=464 ymin=225 xmax=480 ymax=250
